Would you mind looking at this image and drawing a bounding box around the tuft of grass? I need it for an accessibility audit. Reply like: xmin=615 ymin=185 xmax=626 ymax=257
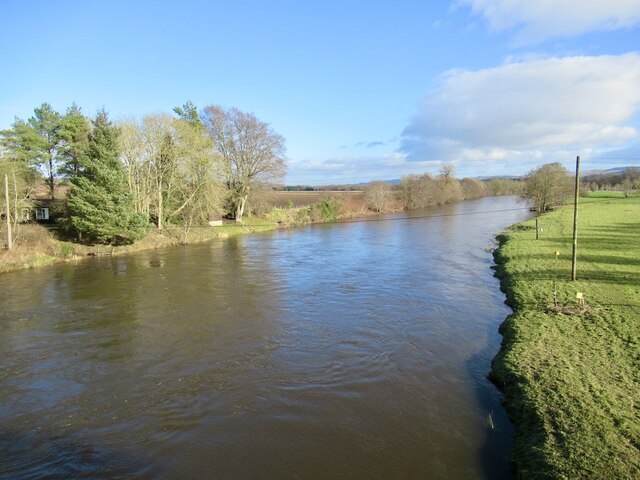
xmin=59 ymin=242 xmax=75 ymax=259
xmin=491 ymin=197 xmax=640 ymax=479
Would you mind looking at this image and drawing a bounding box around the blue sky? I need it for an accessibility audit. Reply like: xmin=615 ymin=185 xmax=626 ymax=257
xmin=1 ymin=0 xmax=639 ymax=184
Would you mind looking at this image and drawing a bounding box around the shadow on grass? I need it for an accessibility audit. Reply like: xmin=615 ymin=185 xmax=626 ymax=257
xmin=518 ymin=253 xmax=640 ymax=268
xmin=504 ymin=270 xmax=640 ymax=286
xmin=536 ymin=236 xmax=638 ymax=251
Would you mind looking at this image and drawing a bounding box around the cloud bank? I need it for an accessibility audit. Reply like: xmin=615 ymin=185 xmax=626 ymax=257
xmin=400 ymin=53 xmax=640 ymax=172
xmin=458 ymin=0 xmax=640 ymax=44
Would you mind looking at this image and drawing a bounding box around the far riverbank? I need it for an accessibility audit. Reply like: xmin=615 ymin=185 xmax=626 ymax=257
xmin=490 ymin=194 xmax=640 ymax=479
xmin=0 ymin=198 xmax=402 ymax=274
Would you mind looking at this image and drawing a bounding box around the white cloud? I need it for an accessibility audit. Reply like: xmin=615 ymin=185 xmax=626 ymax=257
xmin=286 ymin=153 xmax=443 ymax=185
xmin=457 ymin=0 xmax=640 ymax=44
xmin=401 ymin=53 xmax=640 ymax=173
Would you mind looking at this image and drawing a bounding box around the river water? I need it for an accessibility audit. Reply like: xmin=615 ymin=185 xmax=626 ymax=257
xmin=0 ymin=196 xmax=531 ymax=479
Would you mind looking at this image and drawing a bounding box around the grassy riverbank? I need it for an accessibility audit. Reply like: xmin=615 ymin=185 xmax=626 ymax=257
xmin=491 ymin=195 xmax=640 ymax=479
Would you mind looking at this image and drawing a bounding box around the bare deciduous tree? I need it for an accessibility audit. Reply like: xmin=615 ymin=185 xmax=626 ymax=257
xmin=169 ymin=118 xmax=224 ymax=242
xmin=119 ymin=119 xmax=153 ymax=217
xmin=201 ymin=105 xmax=286 ymax=222
xmin=460 ymin=178 xmax=486 ymax=199
xmin=120 ymin=113 xmax=224 ymax=236
xmin=1 ymin=149 xmax=36 ymax=246
xmin=524 ymin=162 xmax=573 ymax=212
xmin=364 ymin=181 xmax=392 ymax=212
xmin=440 ymin=163 xmax=455 ymax=182
xmin=140 ymin=114 xmax=180 ymax=230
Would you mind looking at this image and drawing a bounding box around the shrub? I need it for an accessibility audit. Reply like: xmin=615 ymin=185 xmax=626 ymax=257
xmin=297 ymin=208 xmax=310 ymax=222
xmin=310 ymin=198 xmax=340 ymax=222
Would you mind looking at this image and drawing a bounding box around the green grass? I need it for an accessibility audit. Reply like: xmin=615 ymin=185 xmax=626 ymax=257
xmin=491 ymin=197 xmax=640 ymax=479
xmin=585 ymin=190 xmax=627 ymax=198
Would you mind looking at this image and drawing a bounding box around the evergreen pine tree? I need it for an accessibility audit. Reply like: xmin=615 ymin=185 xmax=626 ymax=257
xmin=28 ymin=103 xmax=62 ymax=198
xmin=57 ymin=103 xmax=91 ymax=176
xmin=67 ymin=110 xmax=148 ymax=244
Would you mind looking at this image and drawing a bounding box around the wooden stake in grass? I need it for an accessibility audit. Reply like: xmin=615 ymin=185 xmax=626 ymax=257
xmin=554 ymin=251 xmax=560 ymax=307
xmin=571 ymin=155 xmax=580 ymax=281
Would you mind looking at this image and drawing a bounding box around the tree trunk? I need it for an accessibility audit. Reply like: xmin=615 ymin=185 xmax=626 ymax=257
xmin=48 ymin=151 xmax=55 ymax=199
xmin=12 ymin=172 xmax=20 ymax=244
xmin=4 ymin=175 xmax=12 ymax=250
xmin=235 ymin=195 xmax=247 ymax=222
xmin=158 ymin=188 xmax=163 ymax=230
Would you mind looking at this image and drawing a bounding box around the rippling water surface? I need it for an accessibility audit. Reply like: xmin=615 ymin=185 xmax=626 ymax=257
xmin=0 ymin=196 xmax=532 ymax=479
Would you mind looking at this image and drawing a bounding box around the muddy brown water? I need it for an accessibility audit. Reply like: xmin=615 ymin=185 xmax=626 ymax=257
xmin=0 ymin=196 xmax=532 ymax=479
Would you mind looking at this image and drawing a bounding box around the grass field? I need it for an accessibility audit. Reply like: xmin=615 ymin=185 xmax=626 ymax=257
xmin=491 ymin=196 xmax=640 ymax=479
xmin=585 ymin=190 xmax=628 ymax=198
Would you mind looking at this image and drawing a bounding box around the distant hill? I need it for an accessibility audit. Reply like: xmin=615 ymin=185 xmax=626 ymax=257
xmin=582 ymin=166 xmax=639 ymax=176
xmin=475 ymin=175 xmax=522 ymax=181
xmin=283 ymin=166 xmax=638 ymax=191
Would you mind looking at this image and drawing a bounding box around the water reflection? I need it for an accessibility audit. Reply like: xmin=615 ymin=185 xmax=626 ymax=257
xmin=0 ymin=196 xmax=531 ymax=479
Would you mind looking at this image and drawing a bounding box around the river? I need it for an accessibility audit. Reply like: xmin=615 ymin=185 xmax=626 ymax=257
xmin=0 ymin=196 xmax=532 ymax=479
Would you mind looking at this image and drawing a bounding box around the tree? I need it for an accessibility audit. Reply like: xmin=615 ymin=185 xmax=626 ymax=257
xmin=1 ymin=148 xmax=36 ymax=247
xmin=173 ymin=101 xmax=203 ymax=128
xmin=364 ymin=181 xmax=392 ymax=212
xmin=125 ymin=110 xmax=224 ymax=234
xmin=1 ymin=103 xmax=90 ymax=197
xmin=1 ymin=103 xmax=63 ymax=198
xmin=460 ymin=178 xmax=486 ymax=199
xmin=523 ymin=162 xmax=573 ymax=212
xmin=434 ymin=170 xmax=462 ymax=204
xmin=139 ymin=113 xmax=180 ymax=230
xmin=118 ymin=118 xmax=152 ymax=216
xmin=400 ymin=174 xmax=432 ymax=209
xmin=440 ymin=163 xmax=455 ymax=182
xmin=201 ymin=105 xmax=287 ymax=221
xmin=0 ymin=118 xmax=43 ymax=165
xmin=171 ymin=118 xmax=224 ymax=242
xmin=28 ymin=103 xmax=62 ymax=198
xmin=67 ymin=110 xmax=147 ymax=244
xmin=57 ymin=103 xmax=91 ymax=176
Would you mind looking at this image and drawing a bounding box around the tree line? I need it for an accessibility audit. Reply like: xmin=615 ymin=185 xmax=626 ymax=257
xmin=582 ymin=168 xmax=640 ymax=196
xmin=0 ymin=102 xmax=287 ymax=245
xmin=361 ymin=165 xmax=523 ymax=213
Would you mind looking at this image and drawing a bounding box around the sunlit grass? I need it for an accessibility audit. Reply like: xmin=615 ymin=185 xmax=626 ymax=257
xmin=585 ymin=190 xmax=626 ymax=198
xmin=491 ymin=197 xmax=640 ymax=479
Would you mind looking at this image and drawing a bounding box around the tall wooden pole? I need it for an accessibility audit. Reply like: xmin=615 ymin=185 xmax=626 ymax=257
xmin=571 ymin=156 xmax=580 ymax=281
xmin=4 ymin=174 xmax=12 ymax=250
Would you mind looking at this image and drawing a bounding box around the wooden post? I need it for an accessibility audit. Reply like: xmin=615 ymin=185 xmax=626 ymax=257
xmin=571 ymin=156 xmax=580 ymax=281
xmin=4 ymin=174 xmax=12 ymax=250
xmin=536 ymin=217 xmax=539 ymax=240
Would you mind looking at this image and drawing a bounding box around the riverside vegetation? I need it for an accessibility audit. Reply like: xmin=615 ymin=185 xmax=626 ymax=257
xmin=491 ymin=193 xmax=640 ymax=479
